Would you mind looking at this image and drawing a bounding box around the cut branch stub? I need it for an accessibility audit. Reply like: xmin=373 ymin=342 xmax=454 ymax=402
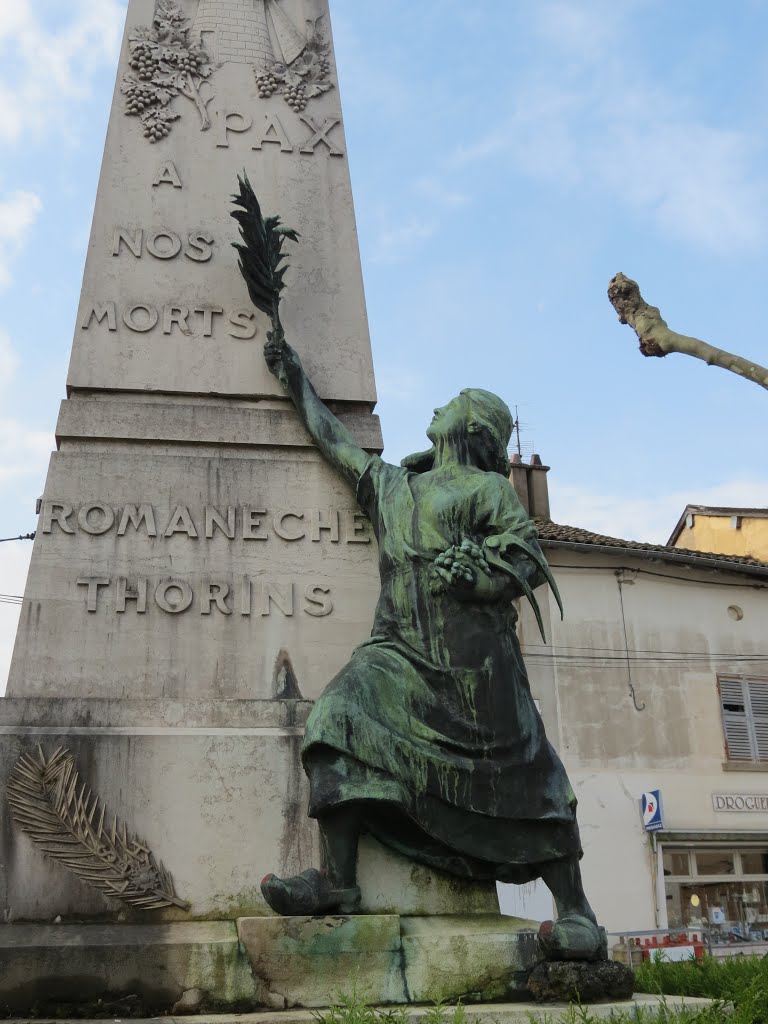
xmin=607 ymin=272 xmax=768 ymax=392
xmin=607 ymin=273 xmax=666 ymax=357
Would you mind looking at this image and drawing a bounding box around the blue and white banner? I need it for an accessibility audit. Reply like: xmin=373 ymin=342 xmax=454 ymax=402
xmin=641 ymin=790 xmax=664 ymax=832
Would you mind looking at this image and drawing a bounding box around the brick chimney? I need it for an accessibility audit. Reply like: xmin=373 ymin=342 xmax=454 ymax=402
xmin=509 ymin=454 xmax=551 ymax=520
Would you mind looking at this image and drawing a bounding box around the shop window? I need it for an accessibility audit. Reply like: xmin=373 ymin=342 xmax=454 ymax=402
xmin=665 ymin=845 xmax=768 ymax=944
xmin=719 ymin=677 xmax=768 ymax=762
xmin=695 ymin=851 xmax=734 ymax=876
xmin=663 ymin=850 xmax=691 ymax=877
xmin=741 ymin=850 xmax=768 ymax=875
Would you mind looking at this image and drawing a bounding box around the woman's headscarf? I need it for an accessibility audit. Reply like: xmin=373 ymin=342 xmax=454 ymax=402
xmin=401 ymin=388 xmax=513 ymax=477
xmin=399 ymin=389 xmax=561 ymax=640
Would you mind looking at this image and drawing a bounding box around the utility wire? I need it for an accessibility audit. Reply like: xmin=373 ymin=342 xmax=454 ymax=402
xmin=0 ymin=533 xmax=35 ymax=543
xmin=522 ymin=641 xmax=768 ymax=657
xmin=521 ymin=651 xmax=768 ymax=664
xmin=548 ymin=562 xmax=768 ymax=590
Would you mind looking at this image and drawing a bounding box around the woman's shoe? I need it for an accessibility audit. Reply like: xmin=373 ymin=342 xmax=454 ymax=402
xmin=537 ymin=914 xmax=607 ymax=961
xmin=261 ymin=867 xmax=362 ymax=916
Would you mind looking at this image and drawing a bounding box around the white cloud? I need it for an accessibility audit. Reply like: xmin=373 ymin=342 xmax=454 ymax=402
xmin=552 ymin=478 xmax=768 ymax=545
xmin=0 ymin=0 xmax=126 ymax=144
xmin=371 ymin=219 xmax=437 ymax=264
xmin=531 ymin=0 xmax=647 ymax=62
xmin=0 ymin=328 xmax=53 ymax=694
xmin=414 ymin=177 xmax=470 ymax=208
xmin=453 ymin=0 xmax=767 ymax=251
xmin=376 ymin=366 xmax=426 ymax=405
xmin=0 ymin=330 xmax=19 ymax=384
xmin=0 ymin=417 xmax=53 ymax=485
xmin=0 ymin=543 xmax=32 ymax=697
xmin=0 ymin=190 xmax=42 ymax=287
xmin=0 ymin=330 xmax=53 ymax=485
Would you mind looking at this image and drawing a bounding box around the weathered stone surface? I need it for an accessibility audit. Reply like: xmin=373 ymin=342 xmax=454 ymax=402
xmin=171 ymin=988 xmax=204 ymax=1015
xmin=8 ymin=447 xmax=381 ymax=702
xmin=0 ymin=701 xmax=494 ymax=923
xmin=400 ymin=915 xmax=539 ymax=1003
xmin=237 ymin=914 xmax=540 ymax=1008
xmin=68 ymin=1 xmax=376 ymax=403
xmin=0 ymin=699 xmax=318 ymax=921
xmin=56 ymin=396 xmax=383 ymax=450
xmin=357 ymin=837 xmax=499 ymax=916
xmin=526 ymin=959 xmax=634 ymax=1004
xmin=0 ymin=995 xmax=721 ymax=1024
xmin=0 ymin=922 xmax=260 ymax=1016
xmin=2 ymin=0 xmax=385 ymax=927
xmin=237 ymin=914 xmax=407 ymax=1007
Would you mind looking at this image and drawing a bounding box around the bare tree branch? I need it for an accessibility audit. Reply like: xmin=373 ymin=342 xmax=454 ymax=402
xmin=608 ymin=272 xmax=768 ymax=393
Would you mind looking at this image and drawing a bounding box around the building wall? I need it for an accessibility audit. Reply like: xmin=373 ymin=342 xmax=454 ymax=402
xmin=518 ymin=550 xmax=768 ymax=934
xmin=675 ymin=515 xmax=768 ymax=561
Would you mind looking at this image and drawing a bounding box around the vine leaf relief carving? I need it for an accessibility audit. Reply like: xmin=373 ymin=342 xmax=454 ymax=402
xmin=8 ymin=745 xmax=190 ymax=911
xmin=123 ymin=4 xmax=335 ymax=144
xmin=255 ymin=16 xmax=335 ymax=113
xmin=122 ymin=0 xmax=213 ymax=141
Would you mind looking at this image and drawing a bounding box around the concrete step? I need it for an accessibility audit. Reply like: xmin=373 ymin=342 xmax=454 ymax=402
xmin=2 ymin=995 xmax=715 ymax=1024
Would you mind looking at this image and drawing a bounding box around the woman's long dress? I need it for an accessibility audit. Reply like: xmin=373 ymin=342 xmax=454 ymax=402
xmin=302 ymin=456 xmax=581 ymax=884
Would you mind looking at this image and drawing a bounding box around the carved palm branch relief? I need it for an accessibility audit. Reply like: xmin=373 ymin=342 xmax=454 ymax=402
xmin=231 ymin=173 xmax=299 ymax=339
xmin=8 ymin=746 xmax=189 ymax=911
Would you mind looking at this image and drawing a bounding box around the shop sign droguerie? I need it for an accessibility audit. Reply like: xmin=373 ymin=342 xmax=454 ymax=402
xmin=712 ymin=793 xmax=768 ymax=812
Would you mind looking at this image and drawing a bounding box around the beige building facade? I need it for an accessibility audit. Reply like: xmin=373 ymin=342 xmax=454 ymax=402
xmin=511 ymin=461 xmax=768 ymax=943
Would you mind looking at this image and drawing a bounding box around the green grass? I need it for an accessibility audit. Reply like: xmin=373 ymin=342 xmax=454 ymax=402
xmin=526 ymin=1004 xmax=727 ymax=1023
xmin=635 ymin=952 xmax=763 ymax=1000
xmin=635 ymin=953 xmax=768 ymax=1023
xmin=313 ymin=994 xmax=727 ymax=1024
xmin=311 ymin=956 xmax=768 ymax=1024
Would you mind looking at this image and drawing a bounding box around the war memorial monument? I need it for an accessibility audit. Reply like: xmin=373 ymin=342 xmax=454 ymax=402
xmin=0 ymin=0 xmax=631 ymax=1013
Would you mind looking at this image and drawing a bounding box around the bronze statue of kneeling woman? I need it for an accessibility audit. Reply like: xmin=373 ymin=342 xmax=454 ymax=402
xmin=258 ymin=336 xmax=602 ymax=960
xmin=231 ymin=178 xmax=603 ymax=961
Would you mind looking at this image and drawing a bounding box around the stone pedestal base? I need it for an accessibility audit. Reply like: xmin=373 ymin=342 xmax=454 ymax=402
xmin=0 ymin=915 xmax=541 ymax=1014
xmin=526 ymin=960 xmax=634 ymax=1004
xmin=237 ymin=913 xmax=540 ymax=1007
xmin=0 ymin=922 xmax=261 ymax=1017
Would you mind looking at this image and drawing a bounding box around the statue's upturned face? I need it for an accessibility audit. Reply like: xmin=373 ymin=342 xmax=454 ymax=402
xmin=427 ymin=394 xmax=470 ymax=443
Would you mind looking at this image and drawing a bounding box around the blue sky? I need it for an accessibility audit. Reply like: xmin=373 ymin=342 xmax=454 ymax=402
xmin=1 ymin=0 xmax=768 ymax=684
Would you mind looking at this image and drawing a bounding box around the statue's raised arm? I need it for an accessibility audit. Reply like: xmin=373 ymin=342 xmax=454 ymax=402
xmin=231 ymin=174 xmax=368 ymax=488
xmin=262 ymin=333 xmax=369 ymax=488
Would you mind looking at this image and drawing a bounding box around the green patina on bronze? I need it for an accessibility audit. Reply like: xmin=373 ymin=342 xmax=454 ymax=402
xmin=298 ymin=420 xmax=580 ymax=882
xmin=231 ymin=180 xmax=600 ymax=950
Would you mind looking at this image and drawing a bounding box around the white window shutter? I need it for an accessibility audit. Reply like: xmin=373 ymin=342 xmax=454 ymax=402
xmin=720 ymin=679 xmax=754 ymax=761
xmin=723 ymin=714 xmax=754 ymax=760
xmin=748 ymin=681 xmax=768 ymax=761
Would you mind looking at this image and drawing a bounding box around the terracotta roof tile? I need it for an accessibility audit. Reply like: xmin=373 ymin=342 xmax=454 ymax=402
xmin=534 ymin=518 xmax=768 ymax=569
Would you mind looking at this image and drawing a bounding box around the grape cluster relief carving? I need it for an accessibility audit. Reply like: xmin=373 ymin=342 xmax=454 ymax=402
xmin=122 ymin=1 xmax=213 ymax=142
xmin=122 ymin=3 xmax=335 ymax=143
xmin=255 ymin=17 xmax=334 ymax=114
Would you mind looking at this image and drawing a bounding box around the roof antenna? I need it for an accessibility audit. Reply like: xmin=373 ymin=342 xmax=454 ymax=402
xmin=508 ymin=405 xmax=535 ymax=463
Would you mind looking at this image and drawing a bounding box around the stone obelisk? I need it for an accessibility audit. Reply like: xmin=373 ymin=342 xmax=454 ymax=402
xmin=1 ymin=0 xmax=382 ymax=924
